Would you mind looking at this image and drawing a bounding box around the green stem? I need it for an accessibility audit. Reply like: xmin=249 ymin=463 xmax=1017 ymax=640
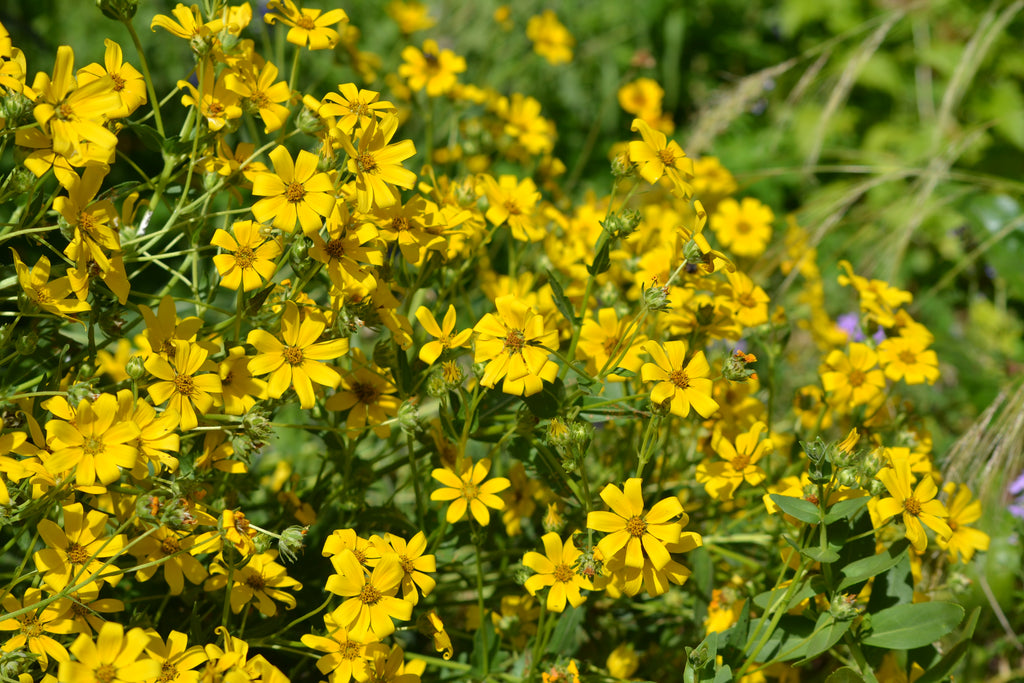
xmin=122 ymin=17 xmax=165 ymax=137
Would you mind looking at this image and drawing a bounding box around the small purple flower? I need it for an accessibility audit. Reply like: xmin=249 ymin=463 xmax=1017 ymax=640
xmin=1008 ymin=471 xmax=1024 ymax=520
xmin=836 ymin=313 xmax=864 ymax=342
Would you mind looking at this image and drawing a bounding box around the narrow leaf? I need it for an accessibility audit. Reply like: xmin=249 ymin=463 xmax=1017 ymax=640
xmin=862 ymin=602 xmax=964 ymax=649
xmin=769 ymin=494 xmax=821 ymax=524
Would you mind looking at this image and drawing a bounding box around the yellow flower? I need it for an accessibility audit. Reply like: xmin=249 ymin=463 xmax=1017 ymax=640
xmin=44 ymin=393 xmax=139 ymax=487
xmin=430 ymin=458 xmax=510 ymax=525
xmin=725 ymin=270 xmax=770 ymax=328
xmin=55 ymin=166 xmax=120 ymax=272
xmin=387 ymin=1 xmax=436 ymax=34
xmin=696 ymin=422 xmax=772 ymax=500
xmin=10 ymin=249 xmax=90 ymax=319
xmin=522 ymin=532 xmax=593 ymax=612
xmin=838 ymin=260 xmax=912 ymax=328
xmin=205 ymin=551 xmax=302 ymax=616
xmin=177 ymin=63 xmax=242 ymax=131
xmin=265 ymin=0 xmax=348 ymax=50
xmin=877 ymin=334 xmax=939 ymax=385
xmin=301 ymin=617 xmax=385 ymax=683
xmin=937 ymin=483 xmax=990 ymax=563
xmin=32 ymin=503 xmax=126 ymax=592
xmin=373 ymin=194 xmax=446 ymax=265
xmin=482 ymin=174 xmax=542 ymax=242
xmin=225 ymin=56 xmax=292 ymax=133
xmin=587 ymin=478 xmax=683 ymax=571
xmin=576 ymin=308 xmax=648 ymax=381
xmin=0 ymin=587 xmax=70 ymax=668
xmin=131 ymin=526 xmax=209 ymax=595
xmin=473 ymin=294 xmax=559 ymax=397
xmin=369 ymin=532 xmax=436 ymax=605
xmin=252 ymin=145 xmax=337 ymax=234
xmin=212 ymin=219 xmax=282 ymax=291
xmin=32 ymin=45 xmax=120 ymax=158
xmin=711 ymin=197 xmax=774 ymax=259
xmin=692 ymin=156 xmax=738 ymax=200
xmin=76 ymin=39 xmax=146 ymax=119
xmin=874 ymin=457 xmax=951 ymax=553
xmin=320 ymin=83 xmax=396 ymax=135
xmin=414 ymin=305 xmax=473 ymax=365
xmin=618 ymin=78 xmax=664 ymax=121
xmin=526 ymin=10 xmax=574 ymax=65
xmin=143 ymin=631 xmax=209 ymax=683
xmin=219 ymin=346 xmax=267 ymax=416
xmin=248 ymin=301 xmax=348 ymax=409
xmin=151 ymin=3 xmax=224 ymax=41
xmin=820 ymin=343 xmax=886 ymax=409
xmin=606 ymin=643 xmax=640 ymax=680
xmin=340 ymin=114 xmax=417 ymax=213
xmin=58 ymin=622 xmax=160 ymax=683
xmin=640 ymin=340 xmax=719 ymax=419
xmin=145 ymin=340 xmax=222 ymax=431
xmin=325 ymin=351 xmax=401 ymax=437
xmin=398 ymin=39 xmax=466 ymax=96
xmin=325 ymin=549 xmax=413 ymax=638
xmin=628 ymin=118 xmax=694 ymax=198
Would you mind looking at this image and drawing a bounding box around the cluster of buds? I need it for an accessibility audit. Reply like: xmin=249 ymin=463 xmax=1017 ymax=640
xmin=546 ymin=416 xmax=593 ymax=469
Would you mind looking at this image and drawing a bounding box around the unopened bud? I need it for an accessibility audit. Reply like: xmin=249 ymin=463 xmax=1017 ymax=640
xmin=253 ymin=533 xmax=273 ymax=555
xmin=278 ymin=525 xmax=308 ymax=563
xmin=830 ymin=593 xmax=861 ymax=621
xmin=126 ymin=354 xmax=147 ymax=380
xmin=14 ymin=331 xmax=37 ymax=356
xmin=96 ymin=0 xmax=138 ymax=20
xmin=723 ymin=349 xmax=757 ymax=382
xmin=397 ymin=399 xmax=422 ymax=434
xmin=642 ymin=283 xmax=671 ymax=312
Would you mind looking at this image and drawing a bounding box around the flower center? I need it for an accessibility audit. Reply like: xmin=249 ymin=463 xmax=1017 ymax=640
xmin=503 ymin=199 xmax=522 ymax=216
xmin=207 ymin=101 xmax=225 ymax=117
xmin=245 ymin=572 xmax=266 ymax=590
xmin=357 ymin=153 xmax=379 ymax=174
xmin=158 ymin=662 xmax=179 ymax=683
xmin=57 ymin=101 xmax=74 ymax=121
xmin=400 ymin=555 xmax=416 ymax=574
xmin=903 ymin=496 xmax=922 ymax=517
xmin=32 ymin=286 xmax=54 ymax=305
xmin=19 ymin=614 xmax=42 ymax=638
xmin=668 ymin=369 xmax=689 ymax=389
xmin=95 ymin=663 xmax=118 ymax=683
xmin=282 ymin=345 xmax=304 ymax=365
xmin=391 ymin=216 xmax=410 ymax=232
xmin=503 ymin=328 xmax=526 ymax=354
xmin=731 ymin=454 xmax=750 ymax=471
xmin=284 ymin=181 xmax=306 ymax=203
xmin=325 ymin=239 xmax=347 ymax=260
xmin=898 ymin=350 xmax=917 ymax=365
xmin=111 ymin=74 xmax=126 ymax=92
xmin=461 ymin=481 xmax=479 ymax=500
xmin=735 ymin=220 xmax=751 ymax=235
xmin=359 ymin=583 xmax=382 ymax=605
xmin=625 ymin=515 xmax=647 ymax=537
xmin=83 ymin=437 xmax=105 ymax=456
xmin=234 ymin=247 xmax=256 ymax=269
xmin=66 ymin=541 xmax=89 ymax=565
xmin=296 ymin=15 xmax=316 ymax=30
xmin=553 ymin=562 xmax=574 ymax=583
xmin=161 ymin=537 xmax=181 ymax=555
xmin=848 ymin=370 xmax=865 ymax=387
xmin=341 ymin=640 xmax=363 ymax=660
xmin=174 ymin=373 xmax=196 ymax=397
xmin=657 ymin=148 xmax=676 ymax=166
xmin=351 ymin=381 xmax=379 ymax=404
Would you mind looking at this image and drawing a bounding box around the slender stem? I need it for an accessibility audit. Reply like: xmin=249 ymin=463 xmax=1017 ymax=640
xmin=122 ymin=18 xmax=165 ymax=137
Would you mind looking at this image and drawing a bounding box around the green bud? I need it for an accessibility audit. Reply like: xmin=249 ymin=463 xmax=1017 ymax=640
xmin=278 ymin=525 xmax=308 ymax=563
xmin=867 ymin=478 xmax=886 ymax=497
xmin=723 ymin=350 xmax=757 ymax=382
xmin=546 ymin=417 xmax=572 ymax=450
xmin=67 ymin=381 xmax=98 ymax=406
xmin=573 ymin=547 xmax=603 ymax=584
xmin=203 ymin=171 xmax=221 ymax=192
xmin=288 ymin=235 xmax=313 ymax=274
xmin=14 ymin=331 xmax=37 ymax=356
xmin=512 ymin=565 xmax=531 ymax=586
xmin=426 ymin=372 xmax=448 ymax=398
xmin=602 ymin=209 xmax=642 ymax=240
xmin=829 ymin=593 xmax=861 ymax=621
xmin=642 ymin=283 xmax=671 ymax=313
xmin=253 ymin=533 xmax=273 ymax=555
xmin=611 ymin=150 xmax=636 ymax=178
xmin=0 ymin=649 xmax=37 ymax=680
xmin=372 ymin=338 xmax=397 ymax=372
xmin=1 ymin=91 xmax=34 ymax=128
xmin=296 ymin=103 xmax=327 ymax=137
xmin=243 ymin=409 xmax=274 ymax=446
xmin=96 ymin=0 xmax=138 ymax=20
xmin=397 ymin=400 xmax=422 ymax=435
xmin=3 ymin=166 xmax=35 ymax=197
xmin=126 ymin=354 xmax=146 ymax=380
xmin=440 ymin=361 xmax=465 ymax=390
xmin=836 ymin=468 xmax=860 ymax=488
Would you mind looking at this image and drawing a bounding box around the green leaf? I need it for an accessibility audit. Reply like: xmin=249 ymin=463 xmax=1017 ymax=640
xmin=611 ymin=366 xmax=637 ymax=378
xmin=823 ymin=496 xmax=869 ymax=523
xmin=913 ymin=607 xmax=980 ymax=683
xmin=825 ymin=667 xmax=866 ymax=683
xmin=753 ymin=575 xmax=827 ymax=612
xmin=469 ymin=622 xmax=499 ymax=676
xmin=769 ymin=494 xmax=821 ymax=524
xmin=587 ymin=240 xmax=611 ymax=275
xmin=545 ymin=268 xmax=579 ymax=326
xmin=862 ymin=602 xmax=964 ymax=650
xmin=747 ymin=615 xmax=815 ymax=662
xmin=723 ymin=599 xmax=751 ymax=656
xmin=801 ymin=546 xmax=840 ymax=564
xmin=797 ymin=613 xmax=852 ymax=663
xmin=866 ymin=553 xmax=913 ymax=613
xmin=122 ymin=120 xmax=166 ymax=153
xmin=839 ymin=540 xmax=909 ymax=590
xmin=545 ymin=604 xmax=586 ymax=655
xmin=712 ymin=665 xmax=733 ymax=683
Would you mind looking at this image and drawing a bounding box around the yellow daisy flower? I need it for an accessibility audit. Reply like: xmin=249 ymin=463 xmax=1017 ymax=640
xmin=415 ymin=304 xmax=473 ymax=365
xmin=430 ymin=458 xmax=510 ymax=525
xmin=59 ymin=622 xmax=160 ymax=683
xmin=522 ymin=532 xmax=593 ymax=612
xmin=145 ymin=340 xmax=222 ymax=431
xmin=873 ymin=456 xmax=951 ymax=553
xmin=398 ymin=39 xmax=466 ymax=96
xmin=696 ymin=422 xmax=772 ymax=500
xmin=212 ymin=219 xmax=282 ymax=292
xmin=264 ymin=0 xmax=348 ymax=50
xmin=247 ymin=301 xmax=348 ymax=409
xmin=473 ymin=294 xmax=558 ymax=397
xmin=587 ymin=478 xmax=684 ymax=571
xmin=640 ymin=340 xmax=719 ymax=419
xmin=252 ymin=145 xmax=337 ymax=234
xmin=628 ymin=118 xmax=694 ymax=198
xmin=711 ymin=197 xmax=774 ymax=259
xmin=325 ymin=550 xmax=413 ymax=638
xmin=44 ymin=393 xmax=139 ymax=487
xmin=340 ymin=114 xmax=417 ymax=213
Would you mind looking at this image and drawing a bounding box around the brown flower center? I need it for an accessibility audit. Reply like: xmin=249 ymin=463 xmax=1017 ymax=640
xmin=460 ymin=481 xmax=479 ymax=500
xmin=83 ymin=437 xmax=105 ymax=456
xmin=161 ymin=537 xmax=181 ymax=555
xmin=341 ymin=640 xmax=363 ymax=660
xmin=848 ymin=370 xmax=865 ymax=387
xmin=245 ymin=572 xmax=266 ymax=590
xmin=657 ymin=148 xmax=676 ymax=166
xmin=553 ymin=562 xmax=574 ymax=583
xmin=503 ymin=199 xmax=522 ymax=216
xmin=731 ymin=454 xmax=750 ymax=471
xmin=357 ymin=153 xmax=379 ymax=174
xmin=324 ymin=239 xmax=347 ymax=260
xmin=625 ymin=515 xmax=647 ymax=537
xmin=111 ymin=74 xmax=126 ymax=92
xmin=400 ymin=555 xmax=416 ymax=574
xmin=503 ymin=328 xmax=526 ymax=354
xmin=158 ymin=662 xmax=179 ymax=683
xmin=351 ymin=381 xmax=379 ymax=404
xmin=66 ymin=541 xmax=89 ymax=565
xmin=668 ymin=369 xmax=690 ymax=389
xmin=391 ymin=216 xmax=410 ymax=232
xmin=234 ymin=247 xmax=256 ymax=269
xmin=296 ymin=15 xmax=317 ymax=30
xmin=19 ymin=614 xmax=42 ymax=638
xmin=284 ymin=181 xmax=306 ymax=203
xmin=174 ymin=373 xmax=196 ymax=397
xmin=359 ymin=583 xmax=382 ymax=605
xmin=57 ymin=101 xmax=74 ymax=121
xmin=735 ymin=220 xmax=751 ymax=235
xmin=282 ymin=345 xmax=304 ymax=365
xmin=898 ymin=350 xmax=917 ymax=365
xmin=903 ymin=497 xmax=922 ymax=517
